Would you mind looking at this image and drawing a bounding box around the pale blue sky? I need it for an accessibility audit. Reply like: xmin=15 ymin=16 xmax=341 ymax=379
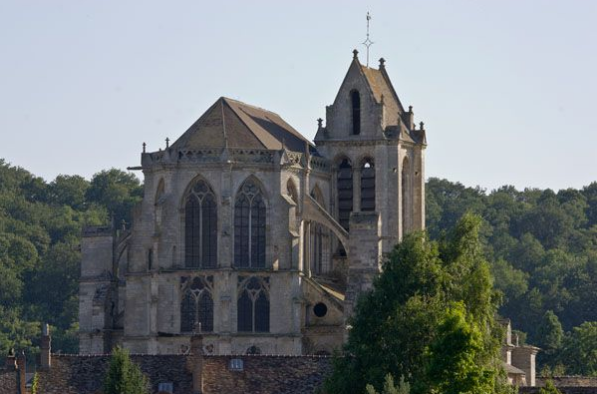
xmin=1 ymin=1 xmax=596 ymax=191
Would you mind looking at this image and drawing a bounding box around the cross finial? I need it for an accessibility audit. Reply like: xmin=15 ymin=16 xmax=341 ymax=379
xmin=379 ymin=58 xmax=385 ymax=69
xmin=353 ymin=49 xmax=359 ymax=59
xmin=165 ymin=137 xmax=170 ymax=148
xmin=362 ymin=12 xmax=374 ymax=67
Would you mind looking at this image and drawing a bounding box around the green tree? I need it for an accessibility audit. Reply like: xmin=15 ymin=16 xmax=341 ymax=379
xmin=103 ymin=347 xmax=149 ymax=394
xmin=324 ymin=214 xmax=503 ymax=394
xmin=535 ymin=311 xmax=563 ymax=360
xmin=426 ymin=303 xmax=495 ymax=394
xmin=87 ymin=169 xmax=143 ymax=226
xmin=539 ymin=380 xmax=562 ymax=394
xmin=558 ymin=322 xmax=597 ymax=376
xmin=366 ymin=375 xmax=410 ymax=394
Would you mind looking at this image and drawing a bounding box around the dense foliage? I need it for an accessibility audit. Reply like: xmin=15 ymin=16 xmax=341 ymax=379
xmin=325 ymin=215 xmax=507 ymax=394
xmin=427 ymin=177 xmax=597 ymax=374
xmin=0 ymin=160 xmax=142 ymax=357
xmin=103 ymin=346 xmax=149 ymax=394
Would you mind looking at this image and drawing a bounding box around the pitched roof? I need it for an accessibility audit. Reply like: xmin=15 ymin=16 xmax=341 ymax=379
xmin=0 ymin=370 xmax=17 ymax=394
xmin=359 ymin=62 xmax=405 ymax=127
xmin=30 ymin=353 xmax=331 ymax=394
xmin=171 ymin=97 xmax=313 ymax=154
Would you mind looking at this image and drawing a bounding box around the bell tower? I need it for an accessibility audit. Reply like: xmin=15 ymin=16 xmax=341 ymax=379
xmin=314 ymin=50 xmax=427 ymax=256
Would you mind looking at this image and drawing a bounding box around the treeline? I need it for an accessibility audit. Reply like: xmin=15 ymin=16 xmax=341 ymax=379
xmin=427 ymin=177 xmax=597 ymax=374
xmin=0 ymin=159 xmax=142 ymax=357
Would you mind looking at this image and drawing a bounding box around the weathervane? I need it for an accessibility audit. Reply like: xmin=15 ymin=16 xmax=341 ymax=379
xmin=362 ymin=12 xmax=374 ymax=67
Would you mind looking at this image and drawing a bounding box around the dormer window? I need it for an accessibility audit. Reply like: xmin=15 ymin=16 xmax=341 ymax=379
xmin=351 ymin=90 xmax=361 ymax=135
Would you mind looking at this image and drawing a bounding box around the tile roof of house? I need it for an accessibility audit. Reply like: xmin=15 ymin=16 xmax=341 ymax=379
xmin=170 ymin=97 xmax=314 ymax=154
xmin=0 ymin=370 xmax=17 ymax=394
xmin=34 ymin=354 xmax=193 ymax=394
xmin=22 ymin=352 xmax=331 ymax=394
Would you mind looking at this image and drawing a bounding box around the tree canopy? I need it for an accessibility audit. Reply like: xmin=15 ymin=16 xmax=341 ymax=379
xmin=325 ymin=214 xmax=506 ymax=394
xmin=427 ymin=177 xmax=597 ymax=375
xmin=0 ymin=160 xmax=142 ymax=357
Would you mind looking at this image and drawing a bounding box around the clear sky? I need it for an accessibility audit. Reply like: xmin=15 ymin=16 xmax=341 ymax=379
xmin=1 ymin=1 xmax=595 ymax=191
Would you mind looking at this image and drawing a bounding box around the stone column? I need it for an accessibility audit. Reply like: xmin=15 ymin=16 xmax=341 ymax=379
xmin=353 ymin=167 xmax=361 ymax=213
xmin=40 ymin=323 xmax=51 ymax=370
xmin=345 ymin=212 xmax=381 ymax=323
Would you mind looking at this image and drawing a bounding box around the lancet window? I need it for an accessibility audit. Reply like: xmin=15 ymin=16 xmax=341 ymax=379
xmin=180 ymin=276 xmax=214 ymax=333
xmin=234 ymin=179 xmax=266 ymax=268
xmin=237 ymin=276 xmax=270 ymax=333
xmin=310 ymin=188 xmax=330 ymax=274
xmin=361 ymin=158 xmax=375 ymax=211
xmin=337 ymin=158 xmax=353 ymax=231
xmin=185 ymin=179 xmax=217 ymax=268
xmin=351 ymin=90 xmax=361 ymax=135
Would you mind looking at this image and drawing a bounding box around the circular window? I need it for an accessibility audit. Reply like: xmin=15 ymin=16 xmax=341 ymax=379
xmin=313 ymin=303 xmax=328 ymax=317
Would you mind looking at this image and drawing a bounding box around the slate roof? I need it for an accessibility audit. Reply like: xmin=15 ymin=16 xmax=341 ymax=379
xmin=360 ymin=64 xmax=405 ymax=123
xmin=171 ymin=97 xmax=314 ymax=154
xmin=0 ymin=370 xmax=17 ymax=394
xmin=7 ymin=353 xmax=331 ymax=394
xmin=203 ymin=355 xmax=332 ymax=394
xmin=34 ymin=354 xmax=193 ymax=394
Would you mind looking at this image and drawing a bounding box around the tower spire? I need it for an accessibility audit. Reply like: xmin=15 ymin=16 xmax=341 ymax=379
xmin=362 ymin=12 xmax=374 ymax=67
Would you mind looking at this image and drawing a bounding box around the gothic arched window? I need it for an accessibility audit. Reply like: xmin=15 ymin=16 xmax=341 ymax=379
xmin=185 ymin=179 xmax=217 ymax=268
xmin=351 ymin=90 xmax=361 ymax=135
xmin=337 ymin=158 xmax=353 ymax=231
xmin=234 ymin=179 xmax=266 ymax=268
xmin=402 ymin=157 xmax=411 ymax=233
xmin=361 ymin=158 xmax=375 ymax=211
xmin=237 ymin=276 xmax=270 ymax=333
xmin=310 ymin=187 xmax=330 ymax=274
xmin=180 ymin=276 xmax=214 ymax=333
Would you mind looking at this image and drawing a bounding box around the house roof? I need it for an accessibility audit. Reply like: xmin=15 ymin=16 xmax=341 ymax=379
xmin=0 ymin=370 xmax=17 ymax=394
xmin=171 ymin=97 xmax=313 ymax=154
xmin=504 ymin=362 xmax=527 ymax=375
xmin=29 ymin=353 xmax=331 ymax=394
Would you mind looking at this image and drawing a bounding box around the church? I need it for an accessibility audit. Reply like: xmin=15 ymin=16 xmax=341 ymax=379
xmin=78 ymin=49 xmax=427 ymax=356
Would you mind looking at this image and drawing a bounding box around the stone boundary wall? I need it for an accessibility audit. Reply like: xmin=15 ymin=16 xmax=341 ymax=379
xmin=536 ymin=377 xmax=597 ymax=387
xmin=521 ymin=388 xmax=597 ymax=394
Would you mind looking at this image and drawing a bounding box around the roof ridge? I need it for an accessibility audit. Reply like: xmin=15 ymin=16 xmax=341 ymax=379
xmin=221 ymin=97 xmax=282 ymax=118
xmin=222 ymin=98 xmax=269 ymax=150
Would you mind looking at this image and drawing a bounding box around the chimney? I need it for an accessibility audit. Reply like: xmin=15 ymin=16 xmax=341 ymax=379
xmin=40 ymin=323 xmax=51 ymax=369
xmin=4 ymin=348 xmax=16 ymax=370
xmin=16 ymin=351 xmax=26 ymax=394
xmin=191 ymin=323 xmax=204 ymax=394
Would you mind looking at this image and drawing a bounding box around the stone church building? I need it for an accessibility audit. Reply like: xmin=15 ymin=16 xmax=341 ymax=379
xmin=78 ymin=50 xmax=427 ymax=356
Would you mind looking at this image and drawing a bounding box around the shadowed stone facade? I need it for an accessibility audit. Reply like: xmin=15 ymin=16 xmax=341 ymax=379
xmin=78 ymin=51 xmax=427 ymax=356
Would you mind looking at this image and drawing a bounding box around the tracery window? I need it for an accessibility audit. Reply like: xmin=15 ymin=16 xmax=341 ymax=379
xmin=180 ymin=276 xmax=214 ymax=333
xmin=237 ymin=276 xmax=270 ymax=333
xmin=361 ymin=158 xmax=375 ymax=211
xmin=337 ymin=158 xmax=353 ymax=231
xmin=185 ymin=179 xmax=217 ymax=268
xmin=351 ymin=90 xmax=361 ymax=135
xmin=234 ymin=179 xmax=266 ymax=268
